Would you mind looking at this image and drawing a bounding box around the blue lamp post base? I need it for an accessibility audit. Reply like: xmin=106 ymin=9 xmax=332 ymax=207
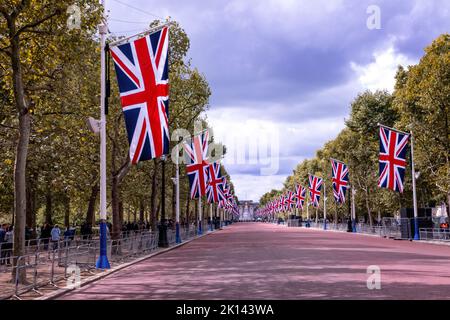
xmin=198 ymin=221 xmax=202 ymax=235
xmin=413 ymin=217 xmax=420 ymax=240
xmin=96 ymin=221 xmax=110 ymax=269
xmin=175 ymin=222 xmax=182 ymax=244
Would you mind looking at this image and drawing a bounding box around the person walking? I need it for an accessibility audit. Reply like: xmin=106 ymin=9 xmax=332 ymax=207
xmin=4 ymin=226 xmax=13 ymax=265
xmin=0 ymin=224 xmax=6 ymax=265
xmin=51 ymin=224 xmax=61 ymax=251
xmin=40 ymin=223 xmax=51 ymax=250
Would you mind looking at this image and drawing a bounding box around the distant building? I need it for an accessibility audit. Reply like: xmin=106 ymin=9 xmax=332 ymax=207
xmin=238 ymin=200 xmax=259 ymax=221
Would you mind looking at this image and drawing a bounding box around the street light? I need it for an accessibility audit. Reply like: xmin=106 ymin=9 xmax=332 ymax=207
xmin=158 ymin=155 xmax=169 ymax=248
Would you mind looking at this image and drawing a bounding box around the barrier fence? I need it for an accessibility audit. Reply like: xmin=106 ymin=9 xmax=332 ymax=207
xmin=0 ymin=224 xmax=217 ymax=300
xmin=270 ymin=216 xmax=449 ymax=243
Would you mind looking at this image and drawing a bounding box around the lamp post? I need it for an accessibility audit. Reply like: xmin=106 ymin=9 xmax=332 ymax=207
xmin=175 ymin=145 xmax=181 ymax=243
xmin=351 ymin=186 xmax=357 ymax=233
xmin=95 ymin=0 xmax=110 ymax=269
xmin=158 ymin=156 xmax=169 ymax=247
xmin=323 ymin=183 xmax=327 ymax=230
xmin=410 ymin=132 xmax=420 ymax=240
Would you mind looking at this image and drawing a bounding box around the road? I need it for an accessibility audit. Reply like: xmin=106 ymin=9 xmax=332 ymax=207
xmin=57 ymin=222 xmax=450 ymax=300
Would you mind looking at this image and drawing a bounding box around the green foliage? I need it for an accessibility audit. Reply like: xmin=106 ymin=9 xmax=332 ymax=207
xmin=260 ymin=34 xmax=450 ymax=223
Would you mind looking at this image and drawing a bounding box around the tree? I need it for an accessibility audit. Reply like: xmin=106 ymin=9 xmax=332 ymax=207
xmin=394 ymin=34 xmax=450 ymax=210
xmin=0 ymin=0 xmax=101 ymax=281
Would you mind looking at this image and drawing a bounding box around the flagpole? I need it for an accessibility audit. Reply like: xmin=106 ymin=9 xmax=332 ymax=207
xmin=323 ymin=183 xmax=327 ymax=230
xmin=108 ymin=22 xmax=173 ymax=47
xmin=351 ymin=186 xmax=357 ymax=232
xmin=306 ymin=201 xmax=310 ymax=227
xmin=209 ymin=203 xmax=213 ymax=231
xmin=96 ymin=0 xmax=110 ymax=270
xmin=175 ymin=145 xmax=181 ymax=243
xmin=411 ymin=131 xmax=420 ymax=240
xmin=198 ymin=195 xmax=202 ymax=235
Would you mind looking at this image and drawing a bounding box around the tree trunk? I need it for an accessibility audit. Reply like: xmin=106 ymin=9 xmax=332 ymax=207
xmin=64 ymin=195 xmax=70 ymax=228
xmin=150 ymin=159 xmax=159 ymax=231
xmin=185 ymin=193 xmax=191 ymax=227
xmin=447 ymin=192 xmax=450 ymax=218
xmin=45 ymin=189 xmax=53 ymax=225
xmin=86 ymin=184 xmax=98 ymax=226
xmin=172 ymin=172 xmax=176 ymax=221
xmin=111 ymin=176 xmax=121 ymax=239
xmin=156 ymin=200 xmax=161 ymax=221
xmin=119 ymin=200 xmax=124 ymax=224
xmin=11 ymin=31 xmax=31 ymax=282
xmin=25 ymin=175 xmax=36 ymax=232
xmin=139 ymin=200 xmax=144 ymax=222
xmin=364 ymin=188 xmax=373 ymax=227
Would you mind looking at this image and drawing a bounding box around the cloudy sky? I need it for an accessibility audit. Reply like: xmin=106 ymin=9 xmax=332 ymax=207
xmin=107 ymin=0 xmax=449 ymax=201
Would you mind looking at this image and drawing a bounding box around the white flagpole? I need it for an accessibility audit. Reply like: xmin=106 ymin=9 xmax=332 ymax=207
xmin=323 ymin=183 xmax=327 ymax=230
xmin=306 ymin=201 xmax=310 ymax=225
xmin=210 ymin=203 xmax=213 ymax=231
xmin=351 ymin=186 xmax=356 ymax=232
xmin=96 ymin=0 xmax=110 ymax=269
xmin=198 ymin=195 xmax=202 ymax=235
xmin=411 ymin=131 xmax=420 ymax=240
xmin=175 ymin=145 xmax=181 ymax=243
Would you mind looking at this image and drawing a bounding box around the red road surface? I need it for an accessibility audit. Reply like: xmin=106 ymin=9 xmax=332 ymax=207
xmin=57 ymin=223 xmax=450 ymax=300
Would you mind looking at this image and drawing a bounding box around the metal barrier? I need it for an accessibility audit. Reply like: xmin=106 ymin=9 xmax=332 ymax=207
xmin=419 ymin=228 xmax=450 ymax=241
xmin=287 ymin=219 xmax=300 ymax=227
xmin=2 ymin=224 xmax=219 ymax=300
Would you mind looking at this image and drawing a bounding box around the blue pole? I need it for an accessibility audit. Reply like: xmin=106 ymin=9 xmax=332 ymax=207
xmin=352 ymin=219 xmax=357 ymax=233
xmin=324 ymin=219 xmax=327 ymax=230
xmin=198 ymin=220 xmax=202 ymax=235
xmin=96 ymin=221 xmax=110 ymax=269
xmin=414 ymin=217 xmax=420 ymax=240
xmin=175 ymin=222 xmax=181 ymax=244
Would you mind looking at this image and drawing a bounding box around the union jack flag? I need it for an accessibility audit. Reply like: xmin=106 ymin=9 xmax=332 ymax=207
xmin=206 ymin=162 xmax=225 ymax=203
xmin=110 ymin=27 xmax=169 ymax=164
xmin=183 ymin=131 xmax=210 ymax=199
xmin=278 ymin=196 xmax=284 ymax=212
xmin=378 ymin=126 xmax=409 ymax=192
xmin=331 ymin=159 xmax=349 ymax=204
xmin=294 ymin=185 xmax=306 ymax=209
xmin=284 ymin=191 xmax=295 ymax=211
xmin=308 ymin=175 xmax=323 ymax=208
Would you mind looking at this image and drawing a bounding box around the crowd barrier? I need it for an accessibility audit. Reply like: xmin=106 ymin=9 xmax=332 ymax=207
xmin=1 ymin=225 xmax=212 ymax=300
xmin=276 ymin=217 xmax=448 ymax=243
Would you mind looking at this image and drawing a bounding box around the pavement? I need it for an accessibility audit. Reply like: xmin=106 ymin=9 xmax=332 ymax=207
xmin=56 ymin=223 xmax=450 ymax=300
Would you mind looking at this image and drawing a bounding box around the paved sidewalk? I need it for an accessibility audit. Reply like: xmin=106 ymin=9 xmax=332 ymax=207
xmin=57 ymin=223 xmax=450 ymax=300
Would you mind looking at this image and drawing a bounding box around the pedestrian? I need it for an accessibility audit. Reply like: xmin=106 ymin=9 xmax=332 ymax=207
xmin=40 ymin=223 xmax=51 ymax=250
xmin=64 ymin=227 xmax=72 ymax=247
xmin=51 ymin=224 xmax=61 ymax=250
xmin=0 ymin=224 xmax=6 ymax=265
xmin=4 ymin=226 xmax=13 ymax=265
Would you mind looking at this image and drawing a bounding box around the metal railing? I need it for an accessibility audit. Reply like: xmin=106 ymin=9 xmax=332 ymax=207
xmin=1 ymin=226 xmax=212 ymax=300
xmin=419 ymin=228 xmax=450 ymax=241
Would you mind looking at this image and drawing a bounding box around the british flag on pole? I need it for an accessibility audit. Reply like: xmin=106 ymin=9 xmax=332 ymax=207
xmin=206 ymin=162 xmax=225 ymax=203
xmin=378 ymin=126 xmax=409 ymax=193
xmin=284 ymin=191 xmax=295 ymax=210
xmin=294 ymin=185 xmax=306 ymax=209
xmin=330 ymin=159 xmax=349 ymax=204
xmin=110 ymin=26 xmax=169 ymax=164
xmin=308 ymin=175 xmax=323 ymax=208
xmin=183 ymin=131 xmax=210 ymax=199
